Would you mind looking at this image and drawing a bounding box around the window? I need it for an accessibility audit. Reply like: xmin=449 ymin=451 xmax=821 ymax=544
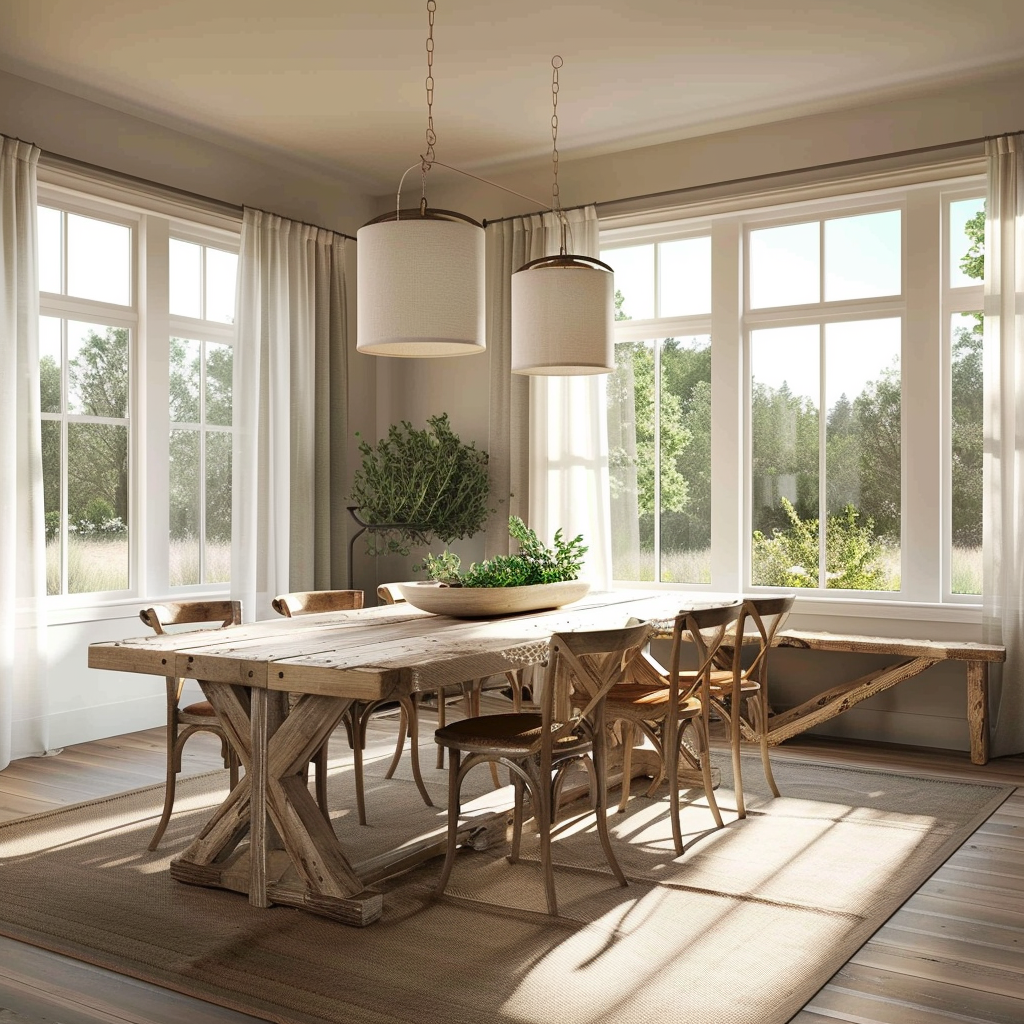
xmin=601 ymin=170 xmax=986 ymax=607
xmin=38 ymin=187 xmax=239 ymax=602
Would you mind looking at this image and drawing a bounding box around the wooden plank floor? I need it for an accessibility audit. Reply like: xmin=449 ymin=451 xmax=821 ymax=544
xmin=0 ymin=717 xmax=1022 ymax=1024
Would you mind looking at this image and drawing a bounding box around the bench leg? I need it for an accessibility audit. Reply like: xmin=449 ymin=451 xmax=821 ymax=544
xmin=967 ymin=661 xmax=989 ymax=765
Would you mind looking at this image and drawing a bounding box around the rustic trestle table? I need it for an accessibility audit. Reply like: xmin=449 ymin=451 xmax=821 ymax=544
xmin=88 ymin=590 xmax=1003 ymax=926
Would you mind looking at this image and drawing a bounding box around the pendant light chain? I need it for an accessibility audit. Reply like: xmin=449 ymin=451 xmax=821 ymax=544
xmin=550 ymin=55 xmax=568 ymax=255
xmin=420 ymin=0 xmax=437 ymax=210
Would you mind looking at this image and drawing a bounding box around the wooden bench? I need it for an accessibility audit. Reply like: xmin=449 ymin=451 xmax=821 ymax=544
xmin=743 ymin=630 xmax=1006 ymax=765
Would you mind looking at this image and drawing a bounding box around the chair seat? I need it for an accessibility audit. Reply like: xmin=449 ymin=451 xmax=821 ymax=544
xmin=706 ymin=669 xmax=760 ymax=694
xmin=181 ymin=700 xmax=217 ymax=717
xmin=436 ymin=713 xmax=588 ymax=755
xmin=605 ymin=688 xmax=703 ymax=717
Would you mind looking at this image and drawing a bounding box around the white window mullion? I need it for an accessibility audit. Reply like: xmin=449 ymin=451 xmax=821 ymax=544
xmin=710 ymin=219 xmax=743 ymax=593
xmin=140 ymin=215 xmax=171 ymax=597
xmin=902 ymin=188 xmax=942 ymax=602
xmin=818 ymin=323 xmax=827 ymax=590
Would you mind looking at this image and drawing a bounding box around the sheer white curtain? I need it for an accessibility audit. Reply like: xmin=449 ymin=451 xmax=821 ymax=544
xmin=484 ymin=206 xmax=612 ymax=587
xmin=232 ymin=209 xmax=349 ymax=621
xmin=982 ymin=133 xmax=1024 ymax=757
xmin=0 ymin=136 xmax=48 ymax=770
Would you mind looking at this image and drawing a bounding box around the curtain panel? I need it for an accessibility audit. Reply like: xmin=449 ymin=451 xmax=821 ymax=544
xmin=982 ymin=133 xmax=1024 ymax=757
xmin=483 ymin=207 xmax=612 ymax=587
xmin=0 ymin=136 xmax=48 ymax=770
xmin=232 ymin=209 xmax=349 ymax=621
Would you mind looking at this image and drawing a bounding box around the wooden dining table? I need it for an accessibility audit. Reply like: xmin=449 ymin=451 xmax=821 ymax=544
xmin=88 ymin=589 xmax=688 ymax=926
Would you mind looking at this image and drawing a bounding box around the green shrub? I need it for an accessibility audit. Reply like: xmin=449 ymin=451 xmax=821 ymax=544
xmin=751 ymin=498 xmax=896 ymax=591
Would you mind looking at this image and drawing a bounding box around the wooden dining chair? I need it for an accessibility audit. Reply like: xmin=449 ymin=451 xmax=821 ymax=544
xmin=376 ymin=582 xmax=523 ymax=782
xmin=139 ymin=599 xmax=242 ymax=851
xmin=272 ymin=588 xmax=432 ymax=825
xmin=705 ymin=594 xmax=796 ymax=818
xmin=434 ymin=621 xmax=651 ymax=916
xmin=604 ymin=601 xmax=744 ymax=856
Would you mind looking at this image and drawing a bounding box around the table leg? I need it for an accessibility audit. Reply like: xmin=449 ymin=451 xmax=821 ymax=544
xmin=249 ymin=688 xmax=269 ymax=908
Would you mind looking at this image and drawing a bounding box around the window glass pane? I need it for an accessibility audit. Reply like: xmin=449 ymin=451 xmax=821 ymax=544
xmin=750 ymin=324 xmax=820 ymax=587
xmin=205 ymin=342 xmax=233 ymax=426
xmin=170 ymin=238 xmax=202 ymax=318
xmin=660 ymin=334 xmax=711 ymax=582
xmin=607 ymin=339 xmax=655 ymax=581
xmin=67 ymin=422 xmax=129 ymax=593
xmin=170 ymin=337 xmax=201 ymax=423
xmin=601 ymin=244 xmax=654 ymax=320
xmin=67 ymin=214 xmax=130 ymax=305
xmin=67 ymin=322 xmax=129 ymax=418
xmin=38 ymin=206 xmax=62 ymax=294
xmin=169 ymin=427 xmax=201 ymax=587
xmin=206 ymin=247 xmax=238 ymax=324
xmin=41 ymin=419 xmax=62 ymax=595
xmin=39 ymin=315 xmax=62 ymax=414
xmin=659 ymin=237 xmax=711 ymax=317
xmin=824 ymin=318 xmax=901 ymax=591
xmin=824 ymin=210 xmax=901 ymax=301
xmin=951 ymin=311 xmax=983 ymax=595
xmin=749 ymin=222 xmax=819 ymax=308
xmin=950 ymin=198 xmax=985 ymax=289
xmin=205 ymin=431 xmax=232 ymax=584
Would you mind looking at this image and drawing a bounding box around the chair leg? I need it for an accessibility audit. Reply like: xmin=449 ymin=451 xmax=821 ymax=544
xmin=383 ymin=704 xmax=409 ymax=780
xmin=592 ymin=715 xmax=627 ymax=888
xmin=435 ymin=690 xmax=447 ymax=769
xmin=755 ymin=693 xmax=781 ymax=798
xmin=349 ymin=705 xmax=368 ymax=827
xmin=617 ymin=721 xmax=635 ymax=813
xmin=509 ymin=772 xmax=526 ymax=863
xmin=403 ymin=694 xmax=434 ymax=808
xmin=694 ymin=719 xmax=724 ymax=831
xmin=148 ymin=731 xmax=180 ymax=852
xmin=434 ymin=747 xmax=462 ymax=899
xmin=731 ymin=697 xmax=747 ymax=820
xmin=537 ymin=771 xmax=558 ymax=916
xmin=665 ymin=716 xmax=686 ymax=857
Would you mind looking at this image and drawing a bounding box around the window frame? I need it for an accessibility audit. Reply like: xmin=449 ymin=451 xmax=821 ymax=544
xmin=600 ymin=167 xmax=987 ymax=624
xmin=37 ymin=181 xmax=240 ymax=620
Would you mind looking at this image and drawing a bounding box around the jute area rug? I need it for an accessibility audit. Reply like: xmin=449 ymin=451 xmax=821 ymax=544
xmin=0 ymin=747 xmax=1011 ymax=1024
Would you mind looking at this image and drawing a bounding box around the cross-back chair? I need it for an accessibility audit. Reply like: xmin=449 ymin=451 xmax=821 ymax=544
xmin=271 ymin=588 xmax=433 ymax=824
xmin=705 ymin=594 xmax=796 ymax=817
xmin=434 ymin=620 xmax=651 ymax=916
xmin=139 ymin=599 xmax=242 ymax=851
xmin=605 ymin=601 xmax=743 ymax=855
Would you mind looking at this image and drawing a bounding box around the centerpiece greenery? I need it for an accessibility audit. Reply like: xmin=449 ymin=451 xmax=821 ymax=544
xmin=349 ymin=413 xmax=492 ymax=556
xmin=420 ymin=516 xmax=587 ymax=587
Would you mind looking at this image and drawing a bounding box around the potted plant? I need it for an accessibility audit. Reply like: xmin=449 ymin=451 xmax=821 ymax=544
xmin=349 ymin=413 xmax=492 ymax=557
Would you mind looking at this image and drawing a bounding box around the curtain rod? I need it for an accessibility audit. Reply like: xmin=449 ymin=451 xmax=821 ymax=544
xmin=38 ymin=147 xmax=357 ymax=241
xmin=480 ymin=133 xmax=1009 ymax=228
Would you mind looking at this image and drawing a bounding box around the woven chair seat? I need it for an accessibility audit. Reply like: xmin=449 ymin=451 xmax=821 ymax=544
xmin=436 ymin=713 xmax=588 ymax=754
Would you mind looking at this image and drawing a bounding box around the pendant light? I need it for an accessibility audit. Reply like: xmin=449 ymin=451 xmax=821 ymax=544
xmin=356 ymin=1 xmax=485 ymax=358
xmin=511 ymin=57 xmax=615 ymax=376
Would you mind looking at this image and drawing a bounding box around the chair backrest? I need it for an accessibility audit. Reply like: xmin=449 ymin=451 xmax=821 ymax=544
xmin=541 ymin=621 xmax=652 ymax=751
xmin=738 ymin=594 xmax=796 ymax=684
xmin=139 ymin=600 xmax=241 ymax=636
xmin=666 ymin=601 xmax=744 ymax=701
xmin=376 ymin=583 xmax=406 ymax=606
xmin=271 ymin=590 xmax=365 ymax=617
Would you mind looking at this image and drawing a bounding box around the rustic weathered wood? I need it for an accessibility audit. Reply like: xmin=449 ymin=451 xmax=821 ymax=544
xmin=714 ymin=628 xmax=1006 ymax=765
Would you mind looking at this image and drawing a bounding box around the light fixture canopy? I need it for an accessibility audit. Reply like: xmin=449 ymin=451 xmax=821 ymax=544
xmin=357 ymin=207 xmax=485 ymax=357
xmin=511 ymin=254 xmax=615 ymax=375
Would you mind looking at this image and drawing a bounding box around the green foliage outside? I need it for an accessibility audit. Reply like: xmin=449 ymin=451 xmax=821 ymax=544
xmin=420 ymin=516 xmax=587 ymax=587
xmin=751 ymin=498 xmax=897 ymax=590
xmin=350 ymin=413 xmax=492 ymax=556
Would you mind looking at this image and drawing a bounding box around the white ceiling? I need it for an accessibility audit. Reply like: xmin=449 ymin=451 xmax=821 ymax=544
xmin=2 ymin=0 xmax=1023 ymax=194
